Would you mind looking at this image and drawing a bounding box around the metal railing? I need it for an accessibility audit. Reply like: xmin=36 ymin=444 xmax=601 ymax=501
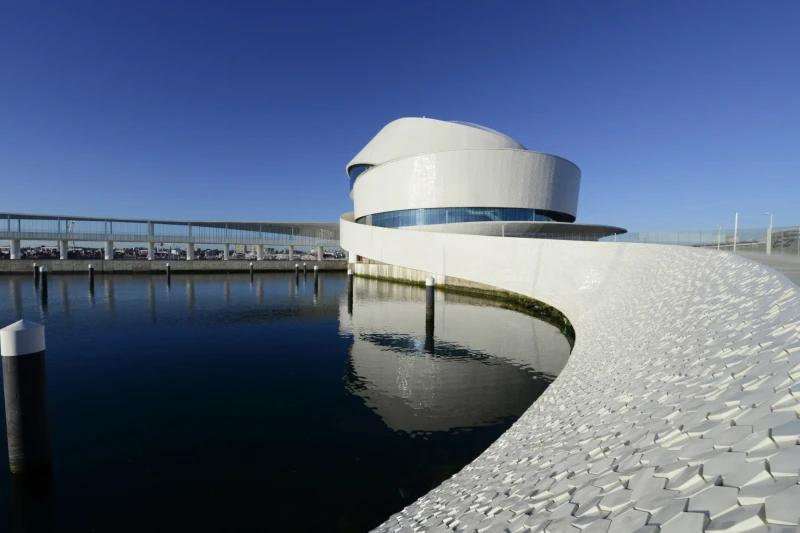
xmin=0 ymin=212 xmax=340 ymax=247
xmin=599 ymin=226 xmax=800 ymax=255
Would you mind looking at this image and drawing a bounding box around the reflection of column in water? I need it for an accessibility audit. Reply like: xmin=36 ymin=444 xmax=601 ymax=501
xmin=186 ymin=277 xmax=195 ymax=316
xmin=9 ymin=278 xmax=23 ymax=319
xmin=223 ymin=279 xmax=230 ymax=307
xmin=59 ymin=278 xmax=70 ymax=315
xmin=256 ymin=278 xmax=263 ymax=306
xmin=103 ymin=275 xmax=114 ymax=318
xmin=148 ymin=276 xmax=156 ymax=323
xmin=10 ymin=474 xmax=55 ymax=532
xmin=347 ymin=289 xmax=353 ymax=316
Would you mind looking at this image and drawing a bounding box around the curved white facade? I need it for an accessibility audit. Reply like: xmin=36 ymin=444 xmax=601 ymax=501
xmin=347 ymin=118 xmax=526 ymax=174
xmin=353 ymin=149 xmax=581 ymax=222
xmin=348 ymin=118 xmax=582 ymax=225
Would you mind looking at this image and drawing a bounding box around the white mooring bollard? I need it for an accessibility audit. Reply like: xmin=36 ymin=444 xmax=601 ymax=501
xmin=0 ymin=320 xmax=52 ymax=475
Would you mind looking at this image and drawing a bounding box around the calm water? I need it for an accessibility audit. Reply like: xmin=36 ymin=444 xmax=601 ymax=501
xmin=0 ymin=272 xmax=570 ymax=532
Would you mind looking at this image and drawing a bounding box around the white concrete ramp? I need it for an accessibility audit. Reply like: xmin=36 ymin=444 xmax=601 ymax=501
xmin=342 ymin=214 xmax=800 ymax=533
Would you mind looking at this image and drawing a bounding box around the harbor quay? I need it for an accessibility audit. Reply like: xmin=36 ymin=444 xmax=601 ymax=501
xmin=0 ymin=258 xmax=347 ymax=274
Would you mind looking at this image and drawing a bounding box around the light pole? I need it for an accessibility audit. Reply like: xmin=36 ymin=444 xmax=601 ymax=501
xmin=733 ymin=213 xmax=738 ymax=253
xmin=766 ymin=212 xmax=773 ymax=255
xmin=716 ymin=225 xmax=721 ymax=251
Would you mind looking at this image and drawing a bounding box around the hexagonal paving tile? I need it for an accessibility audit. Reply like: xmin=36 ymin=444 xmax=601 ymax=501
xmin=606 ymin=509 xmax=649 ymax=533
xmin=764 ymin=484 xmax=800 ymax=525
xmin=687 ymin=485 xmax=739 ymax=519
xmin=660 ymin=512 xmax=710 ymax=533
xmin=705 ymin=504 xmax=766 ymax=532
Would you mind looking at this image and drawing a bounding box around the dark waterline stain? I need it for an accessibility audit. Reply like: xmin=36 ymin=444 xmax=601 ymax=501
xmin=0 ymin=273 xmax=570 ymax=532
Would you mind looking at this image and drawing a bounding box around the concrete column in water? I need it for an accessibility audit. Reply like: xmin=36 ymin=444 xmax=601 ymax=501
xmin=33 ymin=263 xmax=39 ymax=285
xmin=58 ymin=241 xmax=68 ymax=260
xmin=426 ymin=276 xmax=435 ymax=322
xmin=348 ymin=250 xmax=356 ymax=264
xmin=1 ymin=320 xmax=52 ymax=475
xmin=104 ymin=241 xmax=113 ymax=261
xmin=223 ymin=244 xmax=229 ymax=261
xmin=9 ymin=240 xmax=20 ymax=260
xmin=40 ymin=267 xmax=47 ymax=301
xmin=317 ymin=246 xmax=323 ymax=261
xmin=289 ymin=246 xmax=294 ymax=260
xmin=147 ymin=242 xmax=154 ymax=261
xmin=256 ymin=245 xmax=264 ymax=261
xmin=88 ymin=264 xmax=94 ymax=288
xmin=186 ymin=244 xmax=195 ymax=261
xmin=347 ymin=269 xmax=354 ymax=315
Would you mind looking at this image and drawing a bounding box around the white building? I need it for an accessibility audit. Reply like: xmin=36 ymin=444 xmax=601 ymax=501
xmin=346 ymin=117 xmax=624 ymax=238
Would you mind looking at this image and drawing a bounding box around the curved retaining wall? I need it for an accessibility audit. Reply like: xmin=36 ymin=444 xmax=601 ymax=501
xmin=341 ymin=213 xmax=800 ymax=533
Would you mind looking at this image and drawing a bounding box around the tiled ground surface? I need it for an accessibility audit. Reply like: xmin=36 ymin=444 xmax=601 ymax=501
xmin=357 ymin=245 xmax=800 ymax=533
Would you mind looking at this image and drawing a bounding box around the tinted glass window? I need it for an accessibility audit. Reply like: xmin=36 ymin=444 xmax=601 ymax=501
xmin=355 ymin=208 xmax=570 ymax=227
xmin=348 ymin=165 xmax=373 ymax=191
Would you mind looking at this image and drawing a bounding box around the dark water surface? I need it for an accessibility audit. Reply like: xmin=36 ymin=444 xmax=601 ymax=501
xmin=0 ymin=273 xmax=570 ymax=532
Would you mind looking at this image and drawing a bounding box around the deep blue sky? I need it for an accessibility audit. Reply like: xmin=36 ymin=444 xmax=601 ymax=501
xmin=1 ymin=1 xmax=798 ymax=231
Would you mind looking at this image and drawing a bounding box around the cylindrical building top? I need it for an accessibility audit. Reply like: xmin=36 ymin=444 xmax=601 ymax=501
xmin=0 ymin=319 xmax=46 ymax=357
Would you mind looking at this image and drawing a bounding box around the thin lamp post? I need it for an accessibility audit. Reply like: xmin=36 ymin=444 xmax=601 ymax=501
xmin=733 ymin=213 xmax=738 ymax=253
xmin=716 ymin=225 xmax=721 ymax=251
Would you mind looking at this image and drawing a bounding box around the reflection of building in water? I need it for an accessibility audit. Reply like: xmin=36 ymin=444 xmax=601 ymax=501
xmin=340 ymin=284 xmax=570 ymax=433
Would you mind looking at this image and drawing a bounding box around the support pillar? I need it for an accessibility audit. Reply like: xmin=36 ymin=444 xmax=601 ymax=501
xmin=289 ymin=246 xmax=294 ymax=260
xmin=9 ymin=240 xmax=20 ymax=260
xmin=147 ymin=242 xmax=154 ymax=261
xmin=186 ymin=244 xmax=195 ymax=261
xmin=256 ymin=245 xmax=264 ymax=261
xmin=223 ymin=244 xmax=229 ymax=261
xmin=0 ymin=319 xmax=52 ymax=475
xmin=59 ymin=241 xmax=68 ymax=260
xmin=317 ymin=246 xmax=323 ymax=261
xmin=348 ymin=250 xmax=356 ymax=264
xmin=104 ymin=241 xmax=113 ymax=261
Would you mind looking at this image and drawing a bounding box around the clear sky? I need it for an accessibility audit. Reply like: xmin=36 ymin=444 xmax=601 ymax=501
xmin=1 ymin=1 xmax=798 ymax=231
